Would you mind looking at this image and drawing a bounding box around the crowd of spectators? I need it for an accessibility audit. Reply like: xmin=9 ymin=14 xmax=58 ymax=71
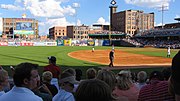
xmin=1 ymin=52 xmax=180 ymax=101
xmin=137 ymin=28 xmax=180 ymax=37
xmin=94 ymin=30 xmax=125 ymax=35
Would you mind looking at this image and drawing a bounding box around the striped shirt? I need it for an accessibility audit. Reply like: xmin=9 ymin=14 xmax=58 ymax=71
xmin=138 ymin=80 xmax=175 ymax=101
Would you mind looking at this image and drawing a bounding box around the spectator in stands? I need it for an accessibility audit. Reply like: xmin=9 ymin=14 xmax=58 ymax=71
xmin=86 ymin=68 xmax=97 ymax=79
xmin=44 ymin=56 xmax=61 ymax=90
xmin=96 ymin=69 xmax=116 ymax=91
xmin=75 ymin=69 xmax=82 ymax=81
xmin=32 ymin=80 xmax=53 ymax=101
xmin=0 ymin=66 xmax=9 ymax=96
xmin=113 ymin=70 xmax=139 ymax=101
xmin=53 ymin=72 xmax=77 ymax=101
xmin=162 ymin=67 xmax=171 ymax=81
xmin=0 ymin=62 xmax=43 ymax=101
xmin=75 ymin=79 xmax=116 ymax=101
xmin=63 ymin=68 xmax=76 ymax=76
xmin=171 ymin=51 xmax=180 ymax=101
xmin=63 ymin=68 xmax=78 ymax=92
xmin=138 ymin=71 xmax=175 ymax=101
xmin=40 ymin=71 xmax=58 ymax=97
xmin=135 ymin=71 xmax=147 ymax=90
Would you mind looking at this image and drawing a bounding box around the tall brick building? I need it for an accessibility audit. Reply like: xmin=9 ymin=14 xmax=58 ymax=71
xmin=111 ymin=9 xmax=154 ymax=36
xmin=2 ymin=18 xmax=38 ymax=38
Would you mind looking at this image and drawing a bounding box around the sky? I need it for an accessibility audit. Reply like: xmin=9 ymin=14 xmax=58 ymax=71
xmin=0 ymin=0 xmax=180 ymax=36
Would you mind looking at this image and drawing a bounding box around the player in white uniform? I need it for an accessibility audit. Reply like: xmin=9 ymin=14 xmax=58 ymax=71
xmin=92 ymin=46 xmax=94 ymax=52
xmin=167 ymin=46 xmax=171 ymax=58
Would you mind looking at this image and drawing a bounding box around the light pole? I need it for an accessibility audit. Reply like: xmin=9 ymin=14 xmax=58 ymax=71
xmin=73 ymin=3 xmax=80 ymax=40
xmin=109 ymin=0 xmax=117 ymax=45
xmin=158 ymin=4 xmax=168 ymax=28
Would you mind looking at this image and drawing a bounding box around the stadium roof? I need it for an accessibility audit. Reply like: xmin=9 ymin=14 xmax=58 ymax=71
xmin=174 ymin=18 xmax=180 ymax=21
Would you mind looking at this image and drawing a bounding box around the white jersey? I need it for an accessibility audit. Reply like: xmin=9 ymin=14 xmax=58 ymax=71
xmin=167 ymin=47 xmax=171 ymax=55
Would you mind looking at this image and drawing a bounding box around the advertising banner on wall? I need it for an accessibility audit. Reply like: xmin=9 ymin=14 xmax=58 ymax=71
xmin=0 ymin=42 xmax=8 ymax=46
xmin=57 ymin=40 xmax=64 ymax=46
xmin=33 ymin=42 xmax=46 ymax=46
xmin=79 ymin=40 xmax=87 ymax=46
xmin=14 ymin=30 xmax=34 ymax=35
xmin=98 ymin=40 xmax=103 ymax=46
xmin=102 ymin=40 xmax=110 ymax=46
xmin=94 ymin=39 xmax=99 ymax=46
xmin=46 ymin=42 xmax=57 ymax=46
xmin=87 ymin=40 xmax=95 ymax=46
xmin=64 ymin=40 xmax=71 ymax=46
xmin=16 ymin=22 xmax=33 ymax=30
xmin=21 ymin=42 xmax=34 ymax=46
xmin=8 ymin=42 xmax=20 ymax=46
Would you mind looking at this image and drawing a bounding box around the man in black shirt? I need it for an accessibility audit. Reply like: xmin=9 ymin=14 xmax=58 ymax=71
xmin=109 ymin=50 xmax=114 ymax=67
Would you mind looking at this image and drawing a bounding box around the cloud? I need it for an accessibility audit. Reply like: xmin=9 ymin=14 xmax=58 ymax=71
xmin=77 ymin=19 xmax=82 ymax=26
xmin=154 ymin=22 xmax=165 ymax=26
xmin=23 ymin=0 xmax=76 ymax=18
xmin=124 ymin=0 xmax=172 ymax=9
xmin=73 ymin=3 xmax=80 ymax=8
xmin=94 ymin=17 xmax=110 ymax=25
xmin=175 ymin=15 xmax=180 ymax=18
xmin=0 ymin=4 xmax=23 ymax=10
xmin=39 ymin=17 xmax=74 ymax=35
xmin=0 ymin=0 xmax=79 ymax=35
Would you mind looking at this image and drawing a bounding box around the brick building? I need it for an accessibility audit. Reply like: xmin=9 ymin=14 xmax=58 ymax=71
xmin=49 ymin=26 xmax=67 ymax=40
xmin=2 ymin=18 xmax=38 ymax=39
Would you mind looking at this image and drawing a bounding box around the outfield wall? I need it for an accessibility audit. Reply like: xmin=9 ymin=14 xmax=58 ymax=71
xmin=0 ymin=39 xmax=111 ymax=46
xmin=0 ymin=39 xmax=134 ymax=47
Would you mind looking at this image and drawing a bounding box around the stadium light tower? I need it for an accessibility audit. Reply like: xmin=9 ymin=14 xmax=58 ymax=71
xmin=73 ymin=3 xmax=80 ymax=40
xmin=109 ymin=0 xmax=117 ymax=44
xmin=158 ymin=4 xmax=168 ymax=28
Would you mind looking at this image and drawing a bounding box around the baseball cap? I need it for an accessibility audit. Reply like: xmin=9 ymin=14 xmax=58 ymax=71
xmin=48 ymin=56 xmax=56 ymax=62
xmin=149 ymin=71 xmax=163 ymax=81
xmin=59 ymin=72 xmax=79 ymax=84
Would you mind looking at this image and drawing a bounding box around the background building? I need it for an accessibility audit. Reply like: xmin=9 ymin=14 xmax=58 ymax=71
xmin=112 ymin=9 xmax=154 ymax=36
xmin=67 ymin=25 xmax=89 ymax=39
xmin=49 ymin=26 xmax=67 ymax=40
xmin=2 ymin=18 xmax=38 ymax=39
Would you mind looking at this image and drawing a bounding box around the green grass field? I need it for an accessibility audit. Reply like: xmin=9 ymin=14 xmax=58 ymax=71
xmin=0 ymin=46 xmax=179 ymax=77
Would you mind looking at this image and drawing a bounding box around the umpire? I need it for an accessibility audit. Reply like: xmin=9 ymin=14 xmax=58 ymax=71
xmin=109 ymin=49 xmax=114 ymax=67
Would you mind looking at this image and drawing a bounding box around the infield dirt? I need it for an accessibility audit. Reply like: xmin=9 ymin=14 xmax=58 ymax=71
xmin=68 ymin=49 xmax=172 ymax=69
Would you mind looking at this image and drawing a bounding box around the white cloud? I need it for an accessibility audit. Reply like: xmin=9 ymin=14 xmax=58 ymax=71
xmin=94 ymin=17 xmax=110 ymax=25
xmin=23 ymin=0 xmax=76 ymax=18
xmin=154 ymin=22 xmax=165 ymax=26
xmin=175 ymin=15 xmax=180 ymax=18
xmin=0 ymin=4 xmax=23 ymax=10
xmin=0 ymin=0 xmax=79 ymax=35
xmin=77 ymin=19 xmax=81 ymax=26
xmin=73 ymin=3 xmax=80 ymax=8
xmin=124 ymin=0 xmax=172 ymax=9
xmin=39 ymin=17 xmax=74 ymax=35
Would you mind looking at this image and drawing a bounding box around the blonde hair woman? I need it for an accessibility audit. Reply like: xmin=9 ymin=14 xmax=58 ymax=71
xmin=96 ymin=69 xmax=116 ymax=91
xmin=0 ymin=66 xmax=9 ymax=96
xmin=113 ymin=70 xmax=139 ymax=101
